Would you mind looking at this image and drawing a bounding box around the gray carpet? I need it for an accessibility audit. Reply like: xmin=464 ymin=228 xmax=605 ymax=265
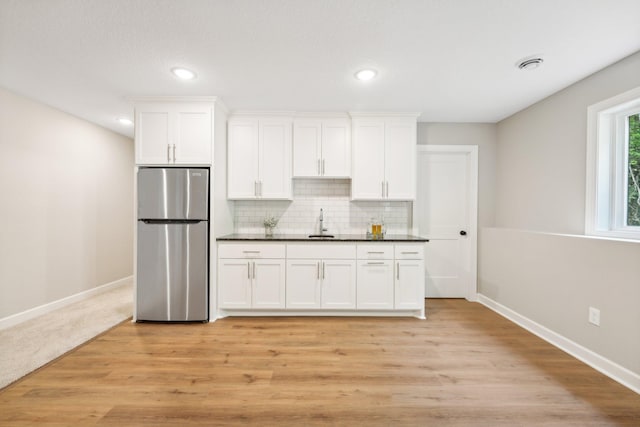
xmin=0 ymin=280 xmax=133 ymax=389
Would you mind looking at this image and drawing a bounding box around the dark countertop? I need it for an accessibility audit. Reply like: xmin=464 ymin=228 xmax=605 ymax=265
xmin=216 ymin=233 xmax=428 ymax=242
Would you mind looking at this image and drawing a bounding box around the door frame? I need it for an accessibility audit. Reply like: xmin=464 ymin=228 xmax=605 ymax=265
xmin=413 ymin=145 xmax=479 ymax=301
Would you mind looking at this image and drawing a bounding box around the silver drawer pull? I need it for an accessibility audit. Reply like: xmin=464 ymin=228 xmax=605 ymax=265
xmin=243 ymin=251 xmax=260 ymax=253
xmin=366 ymin=262 xmax=385 ymax=265
xmin=401 ymin=251 xmax=419 ymax=254
xmin=367 ymin=251 xmax=384 ymax=254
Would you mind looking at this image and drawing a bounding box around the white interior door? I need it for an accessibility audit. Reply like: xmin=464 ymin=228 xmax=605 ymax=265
xmin=415 ymin=146 xmax=478 ymax=299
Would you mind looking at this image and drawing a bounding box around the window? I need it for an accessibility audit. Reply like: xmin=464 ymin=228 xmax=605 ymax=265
xmin=628 ymin=113 xmax=640 ymax=226
xmin=586 ymin=86 xmax=640 ymax=240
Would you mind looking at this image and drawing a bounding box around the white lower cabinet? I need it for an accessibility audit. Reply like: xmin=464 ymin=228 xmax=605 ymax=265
xmin=395 ymin=260 xmax=425 ymax=310
xmin=252 ymin=259 xmax=286 ymax=308
xmin=356 ymin=244 xmax=394 ymax=309
xmin=218 ymin=244 xmax=286 ymax=309
xmin=394 ymin=245 xmax=425 ymax=310
xmin=218 ymin=259 xmax=252 ymax=308
xmin=357 ymin=260 xmax=394 ymax=309
xmin=285 ymin=260 xmax=321 ymax=308
xmin=320 ymin=260 xmax=357 ymax=309
xmin=286 ymin=244 xmax=357 ymax=309
xmin=217 ymin=241 xmax=424 ymax=317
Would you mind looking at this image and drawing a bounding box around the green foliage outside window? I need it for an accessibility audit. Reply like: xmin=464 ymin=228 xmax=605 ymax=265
xmin=629 ymin=114 xmax=640 ymax=226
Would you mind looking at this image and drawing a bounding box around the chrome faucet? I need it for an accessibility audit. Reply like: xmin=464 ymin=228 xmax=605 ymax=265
xmin=319 ymin=208 xmax=328 ymax=236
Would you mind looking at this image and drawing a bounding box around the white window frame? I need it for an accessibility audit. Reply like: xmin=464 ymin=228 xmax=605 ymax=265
xmin=586 ymin=86 xmax=640 ymax=240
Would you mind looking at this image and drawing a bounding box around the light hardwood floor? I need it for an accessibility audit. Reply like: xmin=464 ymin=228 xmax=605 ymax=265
xmin=1 ymin=299 xmax=639 ymax=426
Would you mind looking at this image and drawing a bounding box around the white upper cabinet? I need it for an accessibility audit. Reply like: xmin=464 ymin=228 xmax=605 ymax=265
xmin=227 ymin=118 xmax=260 ymax=199
xmin=135 ymin=99 xmax=217 ymax=165
xmin=351 ymin=113 xmax=419 ymax=200
xmin=227 ymin=115 xmax=292 ymax=200
xmin=293 ymin=117 xmax=351 ymax=178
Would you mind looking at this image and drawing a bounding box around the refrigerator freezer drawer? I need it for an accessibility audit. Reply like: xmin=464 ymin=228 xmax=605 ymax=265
xmin=137 ymin=220 xmax=208 ymax=321
xmin=138 ymin=167 xmax=209 ymax=220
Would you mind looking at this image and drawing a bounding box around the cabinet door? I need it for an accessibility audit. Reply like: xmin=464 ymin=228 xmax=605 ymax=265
xmin=352 ymin=120 xmax=385 ymax=200
xmin=321 ymin=119 xmax=350 ymax=177
xmin=260 ymin=118 xmax=292 ymax=199
xmin=135 ymin=104 xmax=171 ymax=164
xmin=321 ymin=260 xmax=356 ymax=309
xmin=286 ymin=260 xmax=321 ymax=308
xmin=174 ymin=104 xmax=212 ymax=164
xmin=293 ymin=119 xmax=321 ymax=177
xmin=385 ymin=119 xmax=416 ymax=200
xmin=357 ymin=260 xmax=394 ymax=309
xmin=395 ymin=260 xmax=425 ymax=310
xmin=228 ymin=119 xmax=260 ymax=199
xmin=252 ymin=259 xmax=286 ymax=309
xmin=218 ymin=259 xmax=252 ymax=308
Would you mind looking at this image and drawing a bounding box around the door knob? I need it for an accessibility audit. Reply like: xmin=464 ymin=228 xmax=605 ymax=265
xmin=460 ymin=230 xmax=467 ymax=236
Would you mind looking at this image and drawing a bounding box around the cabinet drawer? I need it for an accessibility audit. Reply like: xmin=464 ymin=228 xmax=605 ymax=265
xmin=286 ymin=243 xmax=355 ymax=259
xmin=218 ymin=243 xmax=285 ymax=259
xmin=356 ymin=244 xmax=393 ymax=260
xmin=394 ymin=244 xmax=424 ymax=259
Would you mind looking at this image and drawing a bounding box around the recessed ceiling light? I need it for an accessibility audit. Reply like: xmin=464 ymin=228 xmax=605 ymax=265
xmin=355 ymin=69 xmax=377 ymax=81
xmin=117 ymin=117 xmax=133 ymax=126
xmin=517 ymin=57 xmax=544 ymax=70
xmin=171 ymin=67 xmax=197 ymax=80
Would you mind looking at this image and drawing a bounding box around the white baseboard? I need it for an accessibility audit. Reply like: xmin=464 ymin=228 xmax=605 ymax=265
xmin=477 ymin=294 xmax=640 ymax=395
xmin=0 ymin=276 xmax=133 ymax=331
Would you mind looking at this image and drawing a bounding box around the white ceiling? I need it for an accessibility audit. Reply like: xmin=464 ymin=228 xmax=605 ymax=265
xmin=1 ymin=0 xmax=639 ymax=139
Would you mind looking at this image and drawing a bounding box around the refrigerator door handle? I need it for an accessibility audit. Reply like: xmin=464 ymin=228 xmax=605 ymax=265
xmin=141 ymin=219 xmax=202 ymax=225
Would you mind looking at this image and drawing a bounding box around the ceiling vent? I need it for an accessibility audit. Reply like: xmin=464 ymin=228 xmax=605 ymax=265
xmin=517 ymin=57 xmax=544 ymax=70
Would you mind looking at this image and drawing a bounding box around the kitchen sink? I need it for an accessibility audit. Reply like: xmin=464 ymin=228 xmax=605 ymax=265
xmin=308 ymin=234 xmax=335 ymax=238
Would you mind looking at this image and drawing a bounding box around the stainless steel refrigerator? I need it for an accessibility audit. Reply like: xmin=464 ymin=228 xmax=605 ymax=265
xmin=136 ymin=167 xmax=209 ymax=322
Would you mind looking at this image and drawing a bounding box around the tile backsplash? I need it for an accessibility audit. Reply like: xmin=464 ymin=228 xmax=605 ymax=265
xmin=233 ymin=179 xmax=412 ymax=235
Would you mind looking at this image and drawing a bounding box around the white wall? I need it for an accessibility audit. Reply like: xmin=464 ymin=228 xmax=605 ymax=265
xmin=496 ymin=51 xmax=640 ymax=234
xmin=0 ymin=87 xmax=134 ymax=319
xmin=483 ymin=50 xmax=640 ymax=382
xmin=213 ymin=104 xmax=234 ymax=238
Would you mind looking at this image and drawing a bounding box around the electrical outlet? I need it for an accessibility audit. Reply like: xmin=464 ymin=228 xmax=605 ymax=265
xmin=589 ymin=307 xmax=600 ymax=326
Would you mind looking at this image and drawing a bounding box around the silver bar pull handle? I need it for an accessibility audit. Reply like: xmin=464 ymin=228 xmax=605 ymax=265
xmin=259 ymin=181 xmax=262 ymax=197
xmin=397 ymin=262 xmax=400 ymax=280
xmin=401 ymin=251 xmax=419 ymax=254
xmin=167 ymin=144 xmax=171 ymax=163
xmin=172 ymin=144 xmax=176 ymax=162
xmin=367 ymin=261 xmax=385 ymax=265
xmin=254 ymin=181 xmax=257 ymax=197
xmin=322 ymin=159 xmax=325 ymax=175
xmin=317 ymin=262 xmax=320 ymax=279
xmin=248 ymin=262 xmax=251 ymax=279
xmin=386 ymin=181 xmax=389 ymax=198
xmin=382 ymin=181 xmax=385 ymax=197
xmin=367 ymin=251 xmax=384 ymax=254
xmin=322 ymin=262 xmax=325 ymax=279
xmin=243 ymin=250 xmax=260 ymax=253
